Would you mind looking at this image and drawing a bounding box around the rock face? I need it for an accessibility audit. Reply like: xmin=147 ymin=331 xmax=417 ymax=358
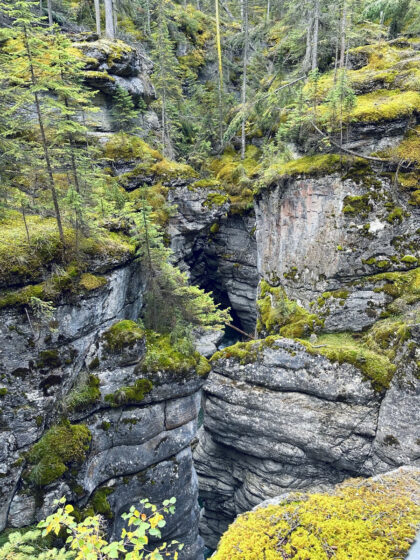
xmin=0 ymin=258 xmax=204 ymax=560
xmin=196 ymin=157 xmax=420 ymax=548
xmin=255 ymin=170 xmax=420 ymax=332
xmin=168 ymin=186 xmax=258 ymax=333
xmin=195 ymin=337 xmax=420 ymax=548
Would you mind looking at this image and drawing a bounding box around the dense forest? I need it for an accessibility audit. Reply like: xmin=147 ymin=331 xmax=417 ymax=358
xmin=0 ymin=0 xmax=419 ymax=558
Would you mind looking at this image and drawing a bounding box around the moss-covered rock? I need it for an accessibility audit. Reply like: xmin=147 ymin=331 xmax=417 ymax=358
xmin=213 ymin=469 xmax=420 ymax=560
xmin=257 ymin=280 xmax=323 ymax=338
xmin=102 ymin=320 xmax=145 ymax=353
xmin=66 ymin=375 xmax=101 ymax=412
xmin=26 ymin=420 xmax=91 ymax=487
xmin=104 ymin=378 xmax=153 ymax=406
xmin=299 ymin=333 xmax=396 ymax=391
xmin=140 ymin=331 xmax=208 ymax=376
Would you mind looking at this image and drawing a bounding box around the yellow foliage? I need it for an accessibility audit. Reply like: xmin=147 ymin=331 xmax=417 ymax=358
xmin=213 ymin=470 xmax=420 ymax=560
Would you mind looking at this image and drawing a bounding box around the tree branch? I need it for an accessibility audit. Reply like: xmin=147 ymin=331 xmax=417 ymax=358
xmin=310 ymin=121 xmax=390 ymax=163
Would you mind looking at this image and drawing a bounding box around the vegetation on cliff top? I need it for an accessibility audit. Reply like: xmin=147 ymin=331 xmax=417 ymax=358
xmin=213 ymin=469 xmax=420 ymax=560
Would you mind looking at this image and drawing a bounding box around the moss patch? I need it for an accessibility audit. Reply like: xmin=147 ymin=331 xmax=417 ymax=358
xmin=347 ymin=89 xmax=420 ymax=123
xmin=259 ymin=154 xmax=368 ymax=188
xmin=66 ymin=375 xmax=101 ymax=412
xmin=103 ymin=320 xmax=145 ymax=353
xmin=213 ymin=470 xmax=420 ymax=560
xmin=104 ymin=378 xmax=153 ymax=406
xmin=26 ymin=420 xmax=91 ymax=487
xmin=90 ymin=487 xmax=115 ymax=518
xmin=0 ymin=211 xmax=133 ymax=292
xmin=257 ymin=280 xmax=323 ymax=338
xmin=299 ymin=333 xmax=396 ymax=391
xmin=140 ymin=331 xmax=207 ymax=376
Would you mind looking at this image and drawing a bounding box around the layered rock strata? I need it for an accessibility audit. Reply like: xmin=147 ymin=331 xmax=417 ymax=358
xmin=0 ymin=258 xmax=204 ymax=560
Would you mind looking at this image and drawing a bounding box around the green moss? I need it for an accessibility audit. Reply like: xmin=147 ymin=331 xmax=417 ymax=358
xmin=150 ymin=159 xmax=198 ymax=181
xmin=36 ymin=350 xmax=61 ymax=369
xmin=0 ymin=388 xmax=8 ymax=397
xmin=191 ymin=178 xmax=221 ymax=189
xmin=26 ymin=419 xmax=91 ymax=487
xmin=300 ymin=333 xmax=396 ymax=391
xmin=0 ymin=212 xmax=133 ymax=294
xmin=66 ymin=375 xmax=101 ymax=412
xmin=367 ymin=268 xmax=420 ymax=312
xmin=104 ymin=378 xmax=153 ymax=406
xmin=140 ymin=331 xmax=204 ymax=375
xmin=101 ymin=421 xmax=111 ymax=431
xmin=259 ymin=155 xmax=369 ymax=189
xmin=35 ymin=415 xmax=43 ymax=427
xmin=210 ymin=222 xmax=220 ymax=234
xmin=409 ymin=190 xmax=420 ymax=206
xmin=387 ymin=207 xmax=405 ymax=223
xmin=78 ymin=274 xmax=107 ymax=291
xmin=401 ymin=255 xmax=418 ymax=264
xmin=213 ymin=469 xmax=420 ymax=560
xmin=90 ymin=487 xmax=115 ymax=519
xmin=342 ymin=194 xmax=372 ymax=216
xmin=103 ymin=320 xmax=145 ymax=353
xmin=348 ymin=90 xmax=420 ymax=123
xmin=257 ymin=280 xmax=323 ymax=337
xmin=211 ymin=336 xmax=281 ymax=365
xmin=196 ymin=355 xmax=211 ymax=376
xmin=204 ymin=192 xmax=229 ymax=208
xmin=337 ymin=245 xmax=344 ymax=251
xmin=88 ymin=357 xmax=100 ymax=370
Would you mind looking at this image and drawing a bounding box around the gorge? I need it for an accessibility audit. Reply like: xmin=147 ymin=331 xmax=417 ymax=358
xmin=0 ymin=2 xmax=419 ymax=559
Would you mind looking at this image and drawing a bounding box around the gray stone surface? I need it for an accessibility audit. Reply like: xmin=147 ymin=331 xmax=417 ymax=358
xmin=0 ymin=257 xmax=204 ymax=560
xmin=255 ymin=172 xmax=420 ymax=331
xmin=195 ymin=338 xmax=420 ymax=548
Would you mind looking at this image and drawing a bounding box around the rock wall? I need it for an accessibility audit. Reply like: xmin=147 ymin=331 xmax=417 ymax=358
xmin=168 ymin=185 xmax=258 ymax=333
xmin=0 ymin=258 xmax=204 ymax=560
xmin=196 ymin=157 xmax=420 ymax=548
xmin=195 ymin=335 xmax=420 ymax=548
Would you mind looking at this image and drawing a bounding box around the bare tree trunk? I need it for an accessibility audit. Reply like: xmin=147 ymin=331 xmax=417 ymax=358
xmin=339 ymin=0 xmax=347 ymax=69
xmin=266 ymin=0 xmax=270 ymax=23
xmin=104 ymin=0 xmax=115 ymax=39
xmin=39 ymin=0 xmax=43 ymax=16
xmin=240 ymin=0 xmax=249 ymax=160
xmin=47 ymin=0 xmax=53 ymax=25
xmin=303 ymin=6 xmax=312 ymax=73
xmin=21 ymin=203 xmax=30 ymax=244
xmin=311 ymin=0 xmax=319 ymax=71
xmin=94 ymin=0 xmax=101 ymax=36
xmin=113 ymin=0 xmax=118 ymax=37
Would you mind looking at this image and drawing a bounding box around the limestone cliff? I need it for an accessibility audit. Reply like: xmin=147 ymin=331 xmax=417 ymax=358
xmin=0 ymin=254 xmax=204 ymax=559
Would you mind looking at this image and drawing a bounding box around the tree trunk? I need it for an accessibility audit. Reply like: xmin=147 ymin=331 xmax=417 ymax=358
xmin=303 ymin=6 xmax=312 ymax=73
xmin=47 ymin=0 xmax=53 ymax=25
xmin=215 ymin=0 xmax=224 ymax=147
xmin=339 ymin=0 xmax=347 ymax=69
xmin=266 ymin=0 xmax=270 ymax=24
xmin=39 ymin=0 xmax=43 ymax=16
xmin=23 ymin=27 xmax=65 ymax=248
xmin=113 ymin=0 xmax=118 ymax=37
xmin=21 ymin=203 xmax=30 ymax=244
xmin=94 ymin=0 xmax=101 ymax=36
xmin=311 ymin=0 xmax=319 ymax=71
xmin=240 ymin=0 xmax=249 ymax=160
xmin=104 ymin=0 xmax=115 ymax=39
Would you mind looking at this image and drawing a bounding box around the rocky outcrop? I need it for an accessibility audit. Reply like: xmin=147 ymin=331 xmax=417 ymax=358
xmin=0 ymin=257 xmax=204 ymax=560
xmin=196 ymin=153 xmax=420 ymax=547
xmin=255 ymin=169 xmax=419 ymax=332
xmin=168 ymin=186 xmax=258 ymax=333
xmin=195 ymin=337 xmax=420 ymax=548
xmin=211 ymin=466 xmax=420 ymax=560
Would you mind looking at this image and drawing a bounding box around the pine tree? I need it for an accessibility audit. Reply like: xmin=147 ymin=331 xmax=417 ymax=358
xmin=150 ymin=0 xmax=182 ymax=158
xmin=111 ymin=86 xmax=138 ymax=132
